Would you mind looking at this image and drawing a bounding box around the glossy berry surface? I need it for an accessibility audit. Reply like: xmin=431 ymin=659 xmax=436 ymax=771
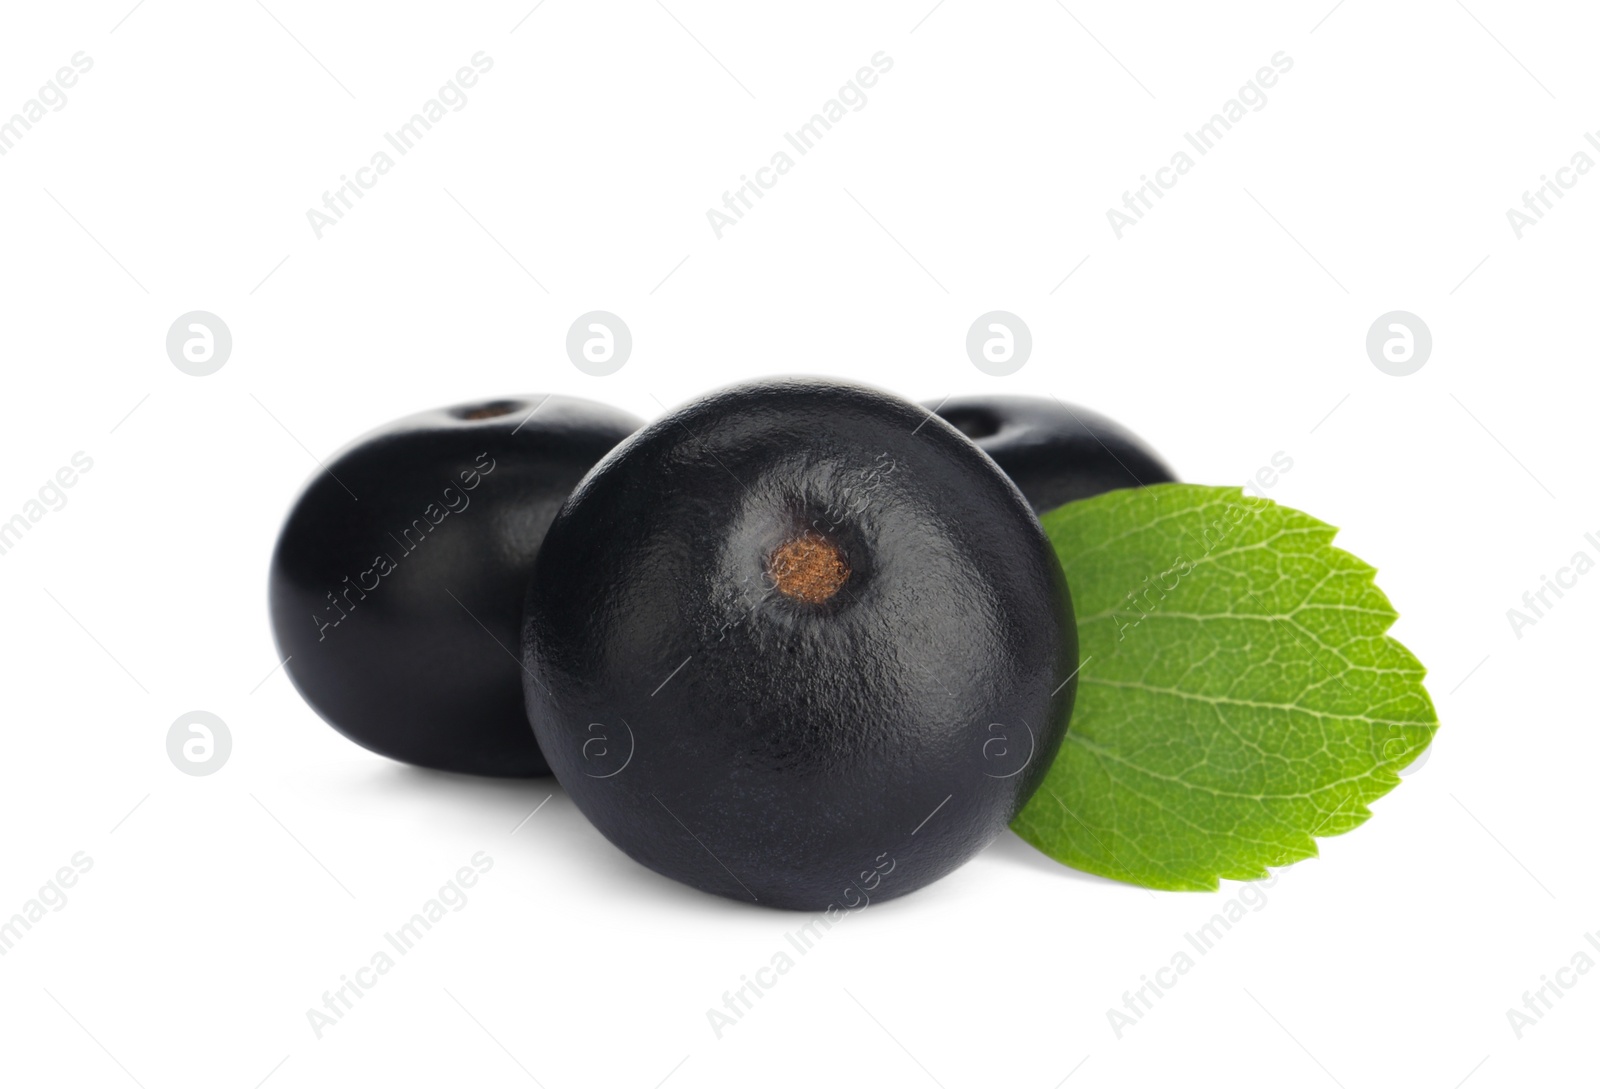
xmin=522 ymin=378 xmax=1077 ymax=909
xmin=270 ymin=395 xmax=642 ymax=777
xmin=928 ymin=395 xmax=1176 ymax=515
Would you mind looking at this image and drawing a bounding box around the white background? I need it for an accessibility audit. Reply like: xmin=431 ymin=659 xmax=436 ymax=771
xmin=1 ymin=1 xmax=1595 ymax=1086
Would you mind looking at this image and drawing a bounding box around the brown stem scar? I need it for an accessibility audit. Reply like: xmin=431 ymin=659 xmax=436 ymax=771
xmin=768 ymin=531 xmax=850 ymax=604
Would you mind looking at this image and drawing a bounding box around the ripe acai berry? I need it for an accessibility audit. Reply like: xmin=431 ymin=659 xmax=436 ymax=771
xmin=522 ymin=379 xmax=1077 ymax=908
xmin=270 ymin=395 xmax=641 ymax=776
xmin=927 ymin=395 xmax=1176 ymax=514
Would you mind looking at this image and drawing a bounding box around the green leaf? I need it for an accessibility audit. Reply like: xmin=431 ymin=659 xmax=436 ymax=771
xmin=1012 ymin=484 xmax=1438 ymax=891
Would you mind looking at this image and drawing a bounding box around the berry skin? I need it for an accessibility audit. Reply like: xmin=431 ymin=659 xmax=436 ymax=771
xmin=270 ymin=395 xmax=641 ymax=776
xmin=928 ymin=395 xmax=1176 ymax=515
xmin=522 ymin=378 xmax=1077 ymax=908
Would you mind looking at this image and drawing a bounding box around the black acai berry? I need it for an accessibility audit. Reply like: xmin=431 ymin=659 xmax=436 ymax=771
xmin=928 ymin=395 xmax=1176 ymax=514
xmin=521 ymin=379 xmax=1078 ymax=909
xmin=269 ymin=395 xmax=642 ymax=776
